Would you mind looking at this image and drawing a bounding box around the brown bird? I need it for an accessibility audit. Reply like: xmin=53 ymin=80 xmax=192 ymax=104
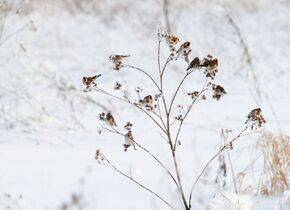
xmin=124 ymin=130 xmax=137 ymax=152
xmin=166 ymin=35 xmax=179 ymax=46
xmin=106 ymin=113 xmax=117 ymax=127
xmin=247 ymin=108 xmax=262 ymax=118
xmin=176 ymin=42 xmax=191 ymax=62
xmin=141 ymin=95 xmax=153 ymax=106
xmin=213 ymin=85 xmax=227 ymax=95
xmin=187 ymin=57 xmax=200 ymax=71
xmin=202 ymin=56 xmax=218 ymax=71
xmin=109 ymin=55 xmax=130 ymax=70
xmin=83 ymin=74 xmax=101 ymax=87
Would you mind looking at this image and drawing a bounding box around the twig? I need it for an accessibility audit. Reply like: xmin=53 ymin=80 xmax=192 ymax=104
xmin=94 ymin=87 xmax=167 ymax=134
xmin=124 ymin=64 xmax=161 ymax=92
xmin=102 ymin=126 xmax=179 ymax=187
xmin=163 ymin=0 xmax=171 ymax=33
xmin=99 ymin=155 xmax=175 ymax=209
xmin=173 ymin=79 xmax=209 ymax=150
xmin=188 ymin=122 xmax=255 ymax=207
xmin=222 ymin=129 xmax=238 ymax=193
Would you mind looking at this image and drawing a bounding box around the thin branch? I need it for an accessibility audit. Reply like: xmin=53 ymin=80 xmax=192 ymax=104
xmin=188 ymin=122 xmax=255 ymax=207
xmin=168 ymin=70 xmax=193 ymax=115
xmin=100 ymin=156 xmax=175 ymax=209
xmin=163 ymin=0 xmax=171 ymax=33
xmin=94 ymin=87 xmax=167 ymax=134
xmin=173 ymin=80 xmax=208 ymax=150
xmin=102 ymin=126 xmax=179 ymax=187
xmin=124 ymin=64 xmax=161 ymax=92
xmin=225 ymin=13 xmax=262 ymax=100
xmin=222 ymin=129 xmax=238 ymax=193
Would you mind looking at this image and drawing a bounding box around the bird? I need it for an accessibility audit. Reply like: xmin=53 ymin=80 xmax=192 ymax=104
xmin=141 ymin=95 xmax=153 ymax=107
xmin=247 ymin=108 xmax=262 ymax=118
xmin=166 ymin=35 xmax=179 ymax=46
xmin=106 ymin=113 xmax=117 ymax=127
xmin=176 ymin=42 xmax=191 ymax=56
xmin=109 ymin=55 xmax=130 ymax=70
xmin=186 ymin=57 xmax=200 ymax=70
xmin=202 ymin=57 xmax=218 ymax=71
xmin=213 ymin=85 xmax=227 ymax=95
xmin=124 ymin=130 xmax=137 ymax=152
xmin=83 ymin=74 xmax=101 ymax=87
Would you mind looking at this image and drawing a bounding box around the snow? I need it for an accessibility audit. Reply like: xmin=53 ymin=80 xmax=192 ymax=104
xmin=0 ymin=0 xmax=289 ymax=209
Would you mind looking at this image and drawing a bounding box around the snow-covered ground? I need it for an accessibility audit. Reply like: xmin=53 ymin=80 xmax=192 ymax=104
xmin=0 ymin=0 xmax=289 ymax=209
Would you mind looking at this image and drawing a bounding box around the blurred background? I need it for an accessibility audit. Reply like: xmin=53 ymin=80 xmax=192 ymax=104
xmin=0 ymin=0 xmax=289 ymax=209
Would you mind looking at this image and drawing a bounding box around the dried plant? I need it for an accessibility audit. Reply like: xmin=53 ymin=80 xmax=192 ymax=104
xmin=82 ymin=30 xmax=266 ymax=209
xmin=257 ymin=132 xmax=290 ymax=196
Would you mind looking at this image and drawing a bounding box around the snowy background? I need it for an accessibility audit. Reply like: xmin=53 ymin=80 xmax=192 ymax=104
xmin=0 ymin=0 xmax=289 ymax=209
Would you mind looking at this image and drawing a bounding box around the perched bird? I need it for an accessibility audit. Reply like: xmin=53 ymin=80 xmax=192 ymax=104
xmin=213 ymin=85 xmax=227 ymax=95
xmin=212 ymin=84 xmax=226 ymax=101
xmin=83 ymin=74 xmax=101 ymax=87
xmin=247 ymin=108 xmax=262 ymax=119
xmin=187 ymin=57 xmax=200 ymax=70
xmin=124 ymin=130 xmax=137 ymax=152
xmin=202 ymin=56 xmax=218 ymax=71
xmin=176 ymin=42 xmax=191 ymax=62
xmin=140 ymin=95 xmax=153 ymax=108
xmin=166 ymin=35 xmax=179 ymax=46
xmin=109 ymin=55 xmax=130 ymax=70
xmin=109 ymin=54 xmax=130 ymax=62
xmin=106 ymin=113 xmax=117 ymax=127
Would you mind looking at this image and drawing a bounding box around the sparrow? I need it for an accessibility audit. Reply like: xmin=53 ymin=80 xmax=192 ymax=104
xmin=212 ymin=84 xmax=226 ymax=101
xmin=247 ymin=108 xmax=262 ymax=119
xmin=83 ymin=74 xmax=101 ymax=87
xmin=213 ymin=85 xmax=227 ymax=95
xmin=124 ymin=130 xmax=137 ymax=152
xmin=186 ymin=57 xmax=200 ymax=70
xmin=140 ymin=95 xmax=153 ymax=109
xmin=166 ymin=35 xmax=179 ymax=46
xmin=109 ymin=55 xmax=130 ymax=70
xmin=176 ymin=42 xmax=191 ymax=62
xmin=202 ymin=55 xmax=218 ymax=71
xmin=106 ymin=112 xmax=117 ymax=127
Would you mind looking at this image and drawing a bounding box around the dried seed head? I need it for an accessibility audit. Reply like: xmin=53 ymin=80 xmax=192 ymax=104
xmin=187 ymin=91 xmax=199 ymax=99
xmin=175 ymin=115 xmax=183 ymax=121
xmin=135 ymin=87 xmax=143 ymax=93
xmin=124 ymin=121 xmax=133 ymax=130
xmin=114 ymin=81 xmax=122 ymax=90
xmin=99 ymin=112 xmax=106 ymax=121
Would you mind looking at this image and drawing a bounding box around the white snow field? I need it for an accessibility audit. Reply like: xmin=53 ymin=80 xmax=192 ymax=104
xmin=0 ymin=0 xmax=289 ymax=209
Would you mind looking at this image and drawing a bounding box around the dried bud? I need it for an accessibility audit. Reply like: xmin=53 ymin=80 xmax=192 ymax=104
xmin=187 ymin=91 xmax=199 ymax=99
xmin=175 ymin=115 xmax=183 ymax=121
xmin=124 ymin=121 xmax=133 ymax=130
xmin=114 ymin=81 xmax=122 ymax=90
xmin=99 ymin=112 xmax=106 ymax=121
